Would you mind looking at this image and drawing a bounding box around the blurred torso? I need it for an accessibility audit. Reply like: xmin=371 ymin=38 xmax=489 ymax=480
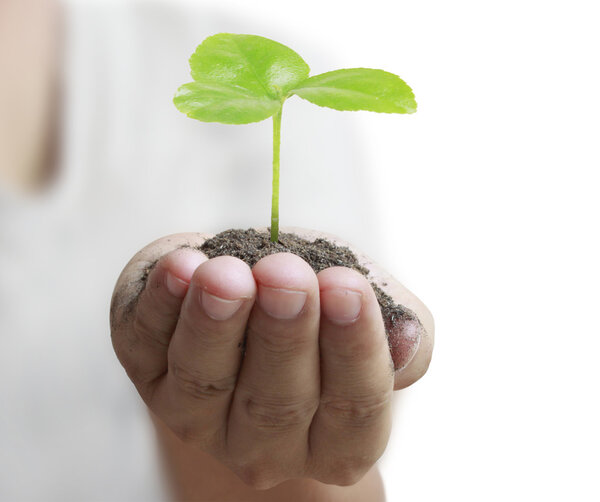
xmin=0 ymin=2 xmax=373 ymax=500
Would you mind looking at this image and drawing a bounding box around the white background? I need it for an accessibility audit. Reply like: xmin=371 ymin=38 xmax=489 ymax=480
xmin=188 ymin=1 xmax=600 ymax=500
xmin=67 ymin=0 xmax=600 ymax=499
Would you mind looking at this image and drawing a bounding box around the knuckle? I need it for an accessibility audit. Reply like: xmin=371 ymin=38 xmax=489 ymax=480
xmin=246 ymin=325 xmax=310 ymax=364
xmin=166 ymin=416 xmax=223 ymax=450
xmin=322 ymin=460 xmax=368 ymax=486
xmin=126 ymin=361 xmax=161 ymax=390
xmin=169 ymin=421 xmax=203 ymax=444
xmin=321 ymin=390 xmax=391 ymax=428
xmin=234 ymin=464 xmax=282 ymax=490
xmin=245 ymin=395 xmax=317 ymax=433
xmin=112 ymin=335 xmax=164 ymax=391
xmin=342 ymin=336 xmax=380 ymax=362
xmin=133 ymin=312 xmax=170 ymax=349
xmin=177 ymin=315 xmax=222 ymax=349
xmin=170 ymin=361 xmax=236 ymax=401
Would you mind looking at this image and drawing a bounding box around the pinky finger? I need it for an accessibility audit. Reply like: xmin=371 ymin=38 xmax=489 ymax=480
xmin=110 ymin=235 xmax=208 ymax=404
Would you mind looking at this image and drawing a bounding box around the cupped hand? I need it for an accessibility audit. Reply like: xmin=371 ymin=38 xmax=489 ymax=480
xmin=110 ymin=231 xmax=433 ymax=490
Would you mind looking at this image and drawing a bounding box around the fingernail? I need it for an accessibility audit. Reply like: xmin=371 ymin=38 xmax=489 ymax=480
xmin=201 ymin=291 xmax=243 ymax=321
xmin=258 ymin=286 xmax=307 ymax=320
xmin=165 ymin=272 xmax=190 ymax=298
xmin=321 ymin=288 xmax=362 ymax=325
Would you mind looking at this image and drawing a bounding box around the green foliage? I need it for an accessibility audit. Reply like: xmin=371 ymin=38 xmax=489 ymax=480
xmin=291 ymin=68 xmax=416 ymax=114
xmin=174 ymin=80 xmax=281 ymax=124
xmin=189 ymin=34 xmax=310 ymax=98
xmin=174 ymin=33 xmax=416 ymax=122
xmin=174 ymin=34 xmax=309 ymax=124
xmin=174 ymin=33 xmax=417 ymax=241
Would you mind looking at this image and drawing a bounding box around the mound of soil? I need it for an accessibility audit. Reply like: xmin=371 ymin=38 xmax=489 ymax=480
xmin=197 ymin=229 xmax=421 ymax=368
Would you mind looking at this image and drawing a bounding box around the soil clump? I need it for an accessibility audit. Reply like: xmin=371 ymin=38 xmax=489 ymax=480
xmin=198 ymin=229 xmax=420 ymax=354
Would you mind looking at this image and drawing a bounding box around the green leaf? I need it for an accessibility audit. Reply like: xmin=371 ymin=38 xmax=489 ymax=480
xmin=189 ymin=33 xmax=310 ymax=100
xmin=291 ymin=68 xmax=417 ymax=114
xmin=174 ymin=80 xmax=281 ymax=124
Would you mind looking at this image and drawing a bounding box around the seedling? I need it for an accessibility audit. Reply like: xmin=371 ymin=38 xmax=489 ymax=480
xmin=174 ymin=33 xmax=416 ymax=242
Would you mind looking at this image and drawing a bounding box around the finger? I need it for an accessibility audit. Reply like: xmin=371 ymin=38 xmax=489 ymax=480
xmin=151 ymin=256 xmax=256 ymax=449
xmin=226 ymin=253 xmax=320 ymax=488
xmin=365 ymin=263 xmax=434 ymax=390
xmin=387 ymin=302 xmax=434 ymax=390
xmin=282 ymin=227 xmax=434 ymax=390
xmin=308 ymin=267 xmax=394 ymax=486
xmin=112 ymin=247 xmax=207 ymax=403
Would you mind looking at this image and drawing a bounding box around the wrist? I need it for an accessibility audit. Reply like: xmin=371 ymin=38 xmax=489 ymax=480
xmin=151 ymin=412 xmax=385 ymax=502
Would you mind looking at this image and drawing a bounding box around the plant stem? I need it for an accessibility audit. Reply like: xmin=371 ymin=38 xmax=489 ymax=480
xmin=271 ymin=106 xmax=282 ymax=242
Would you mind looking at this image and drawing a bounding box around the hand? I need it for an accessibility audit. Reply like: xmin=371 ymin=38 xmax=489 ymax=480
xmin=110 ymin=231 xmax=433 ymax=491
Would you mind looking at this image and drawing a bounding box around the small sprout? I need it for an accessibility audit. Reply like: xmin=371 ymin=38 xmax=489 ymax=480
xmin=174 ymin=33 xmax=416 ymax=242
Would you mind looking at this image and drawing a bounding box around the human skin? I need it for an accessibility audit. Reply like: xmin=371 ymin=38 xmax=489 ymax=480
xmin=3 ymin=1 xmax=434 ymax=498
xmin=110 ymin=231 xmax=434 ymax=500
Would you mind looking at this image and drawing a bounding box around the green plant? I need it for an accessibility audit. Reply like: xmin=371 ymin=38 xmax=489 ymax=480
xmin=174 ymin=33 xmax=416 ymax=242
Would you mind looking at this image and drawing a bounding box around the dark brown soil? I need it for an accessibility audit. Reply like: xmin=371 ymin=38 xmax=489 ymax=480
xmin=198 ymin=229 xmax=421 ymax=368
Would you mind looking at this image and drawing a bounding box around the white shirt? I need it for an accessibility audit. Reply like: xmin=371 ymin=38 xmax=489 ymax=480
xmin=0 ymin=2 xmax=373 ymax=500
